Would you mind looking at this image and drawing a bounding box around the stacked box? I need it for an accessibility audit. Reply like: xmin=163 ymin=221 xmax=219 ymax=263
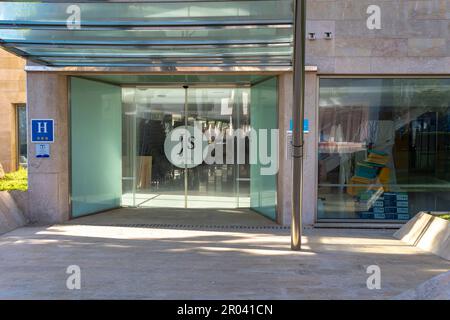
xmin=367 ymin=150 xmax=389 ymax=166
xmin=347 ymin=150 xmax=389 ymax=197
xmin=356 ymin=192 xmax=409 ymax=220
xmin=347 ymin=176 xmax=377 ymax=196
xmin=382 ymin=192 xmax=410 ymax=220
xmin=355 ymin=162 xmax=379 ymax=179
xmin=356 ymin=190 xmax=379 ymax=219
xmin=360 ymin=212 xmax=375 ymax=219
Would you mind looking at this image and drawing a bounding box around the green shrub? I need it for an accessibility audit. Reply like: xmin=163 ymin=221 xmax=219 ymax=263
xmin=440 ymin=214 xmax=450 ymax=221
xmin=0 ymin=167 xmax=28 ymax=191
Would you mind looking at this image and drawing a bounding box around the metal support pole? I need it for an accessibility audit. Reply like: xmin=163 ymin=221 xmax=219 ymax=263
xmin=291 ymin=0 xmax=306 ymax=251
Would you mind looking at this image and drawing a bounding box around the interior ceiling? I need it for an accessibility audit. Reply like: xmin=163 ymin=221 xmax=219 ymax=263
xmin=0 ymin=1 xmax=294 ymax=69
xmin=81 ymin=74 xmax=275 ymax=86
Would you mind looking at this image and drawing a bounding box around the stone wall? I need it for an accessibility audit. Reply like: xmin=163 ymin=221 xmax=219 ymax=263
xmin=0 ymin=49 xmax=26 ymax=172
xmin=9 ymin=190 xmax=29 ymax=221
xmin=26 ymin=73 xmax=70 ymax=224
xmin=278 ymin=70 xmax=319 ymax=227
xmin=306 ymin=0 xmax=450 ymax=73
xmin=0 ymin=191 xmax=27 ymax=235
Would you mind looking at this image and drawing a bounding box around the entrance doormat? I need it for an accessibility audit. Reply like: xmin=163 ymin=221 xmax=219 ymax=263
xmin=110 ymin=223 xmax=290 ymax=232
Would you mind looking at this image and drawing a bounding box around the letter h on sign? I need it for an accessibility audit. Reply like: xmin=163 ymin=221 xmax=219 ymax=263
xmin=31 ymin=119 xmax=54 ymax=143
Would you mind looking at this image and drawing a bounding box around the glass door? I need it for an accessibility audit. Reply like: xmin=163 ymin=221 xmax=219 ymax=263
xmin=122 ymin=87 xmax=187 ymax=208
xmin=122 ymin=85 xmax=251 ymax=209
xmin=186 ymin=87 xmax=251 ymax=208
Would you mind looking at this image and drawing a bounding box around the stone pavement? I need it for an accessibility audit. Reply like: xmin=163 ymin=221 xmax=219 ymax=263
xmin=0 ymin=208 xmax=448 ymax=299
xmin=393 ymin=271 xmax=450 ymax=300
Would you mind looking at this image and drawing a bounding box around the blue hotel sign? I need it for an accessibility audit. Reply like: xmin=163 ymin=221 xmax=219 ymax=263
xmin=31 ymin=119 xmax=54 ymax=143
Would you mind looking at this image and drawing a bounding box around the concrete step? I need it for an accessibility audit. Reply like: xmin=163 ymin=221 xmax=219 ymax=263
xmin=314 ymin=222 xmax=402 ymax=229
xmin=0 ymin=191 xmax=27 ymax=235
xmin=394 ymin=212 xmax=449 ymax=260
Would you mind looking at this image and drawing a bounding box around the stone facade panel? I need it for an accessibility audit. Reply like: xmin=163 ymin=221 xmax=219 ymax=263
xmin=0 ymin=49 xmax=25 ymax=172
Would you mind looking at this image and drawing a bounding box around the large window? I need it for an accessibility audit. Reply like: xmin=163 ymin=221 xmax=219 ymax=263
xmin=16 ymin=104 xmax=27 ymax=168
xmin=318 ymin=78 xmax=450 ymax=221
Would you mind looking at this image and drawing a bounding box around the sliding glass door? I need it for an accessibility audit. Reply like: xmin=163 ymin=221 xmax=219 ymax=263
xmin=186 ymin=87 xmax=251 ymax=208
xmin=122 ymin=86 xmax=252 ymax=209
xmin=123 ymin=87 xmax=187 ymax=207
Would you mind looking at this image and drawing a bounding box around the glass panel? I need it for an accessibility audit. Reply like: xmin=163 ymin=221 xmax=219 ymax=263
xmin=250 ymin=77 xmax=278 ymax=220
xmin=131 ymin=87 xmax=187 ymax=208
xmin=121 ymin=88 xmax=137 ymax=207
xmin=237 ymin=89 xmax=252 ymax=208
xmin=16 ymin=104 xmax=27 ymax=168
xmin=0 ymin=1 xmax=293 ymax=67
xmin=18 ymin=45 xmax=292 ymax=59
xmin=186 ymin=87 xmax=251 ymax=208
xmin=39 ymin=57 xmax=291 ymax=67
xmin=0 ymin=27 xmax=292 ymax=44
xmin=71 ymin=77 xmax=122 ymax=217
xmin=60 ymin=74 xmax=277 ymax=86
xmin=0 ymin=1 xmax=293 ymax=25
xmin=318 ymin=78 xmax=450 ymax=221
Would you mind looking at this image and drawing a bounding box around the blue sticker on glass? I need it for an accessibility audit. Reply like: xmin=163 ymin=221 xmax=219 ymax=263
xmin=289 ymin=119 xmax=309 ymax=133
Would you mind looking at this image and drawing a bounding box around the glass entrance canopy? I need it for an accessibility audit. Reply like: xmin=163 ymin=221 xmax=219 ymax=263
xmin=0 ymin=1 xmax=294 ymax=69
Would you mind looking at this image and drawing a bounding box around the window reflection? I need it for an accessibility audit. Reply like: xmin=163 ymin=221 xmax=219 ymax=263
xmin=16 ymin=104 xmax=27 ymax=169
xmin=318 ymin=79 xmax=450 ymax=221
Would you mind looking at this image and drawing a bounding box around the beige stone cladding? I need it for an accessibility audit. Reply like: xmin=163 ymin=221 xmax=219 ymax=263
xmin=306 ymin=0 xmax=450 ymax=74
xmin=0 ymin=49 xmax=26 ymax=172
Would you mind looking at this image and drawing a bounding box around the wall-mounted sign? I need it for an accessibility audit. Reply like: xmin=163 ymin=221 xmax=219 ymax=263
xmin=289 ymin=119 xmax=310 ymax=133
xmin=31 ymin=119 xmax=54 ymax=143
xmin=35 ymin=143 xmax=50 ymax=158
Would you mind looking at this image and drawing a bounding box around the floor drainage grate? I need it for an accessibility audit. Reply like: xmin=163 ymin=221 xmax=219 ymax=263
xmin=109 ymin=223 xmax=290 ymax=231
